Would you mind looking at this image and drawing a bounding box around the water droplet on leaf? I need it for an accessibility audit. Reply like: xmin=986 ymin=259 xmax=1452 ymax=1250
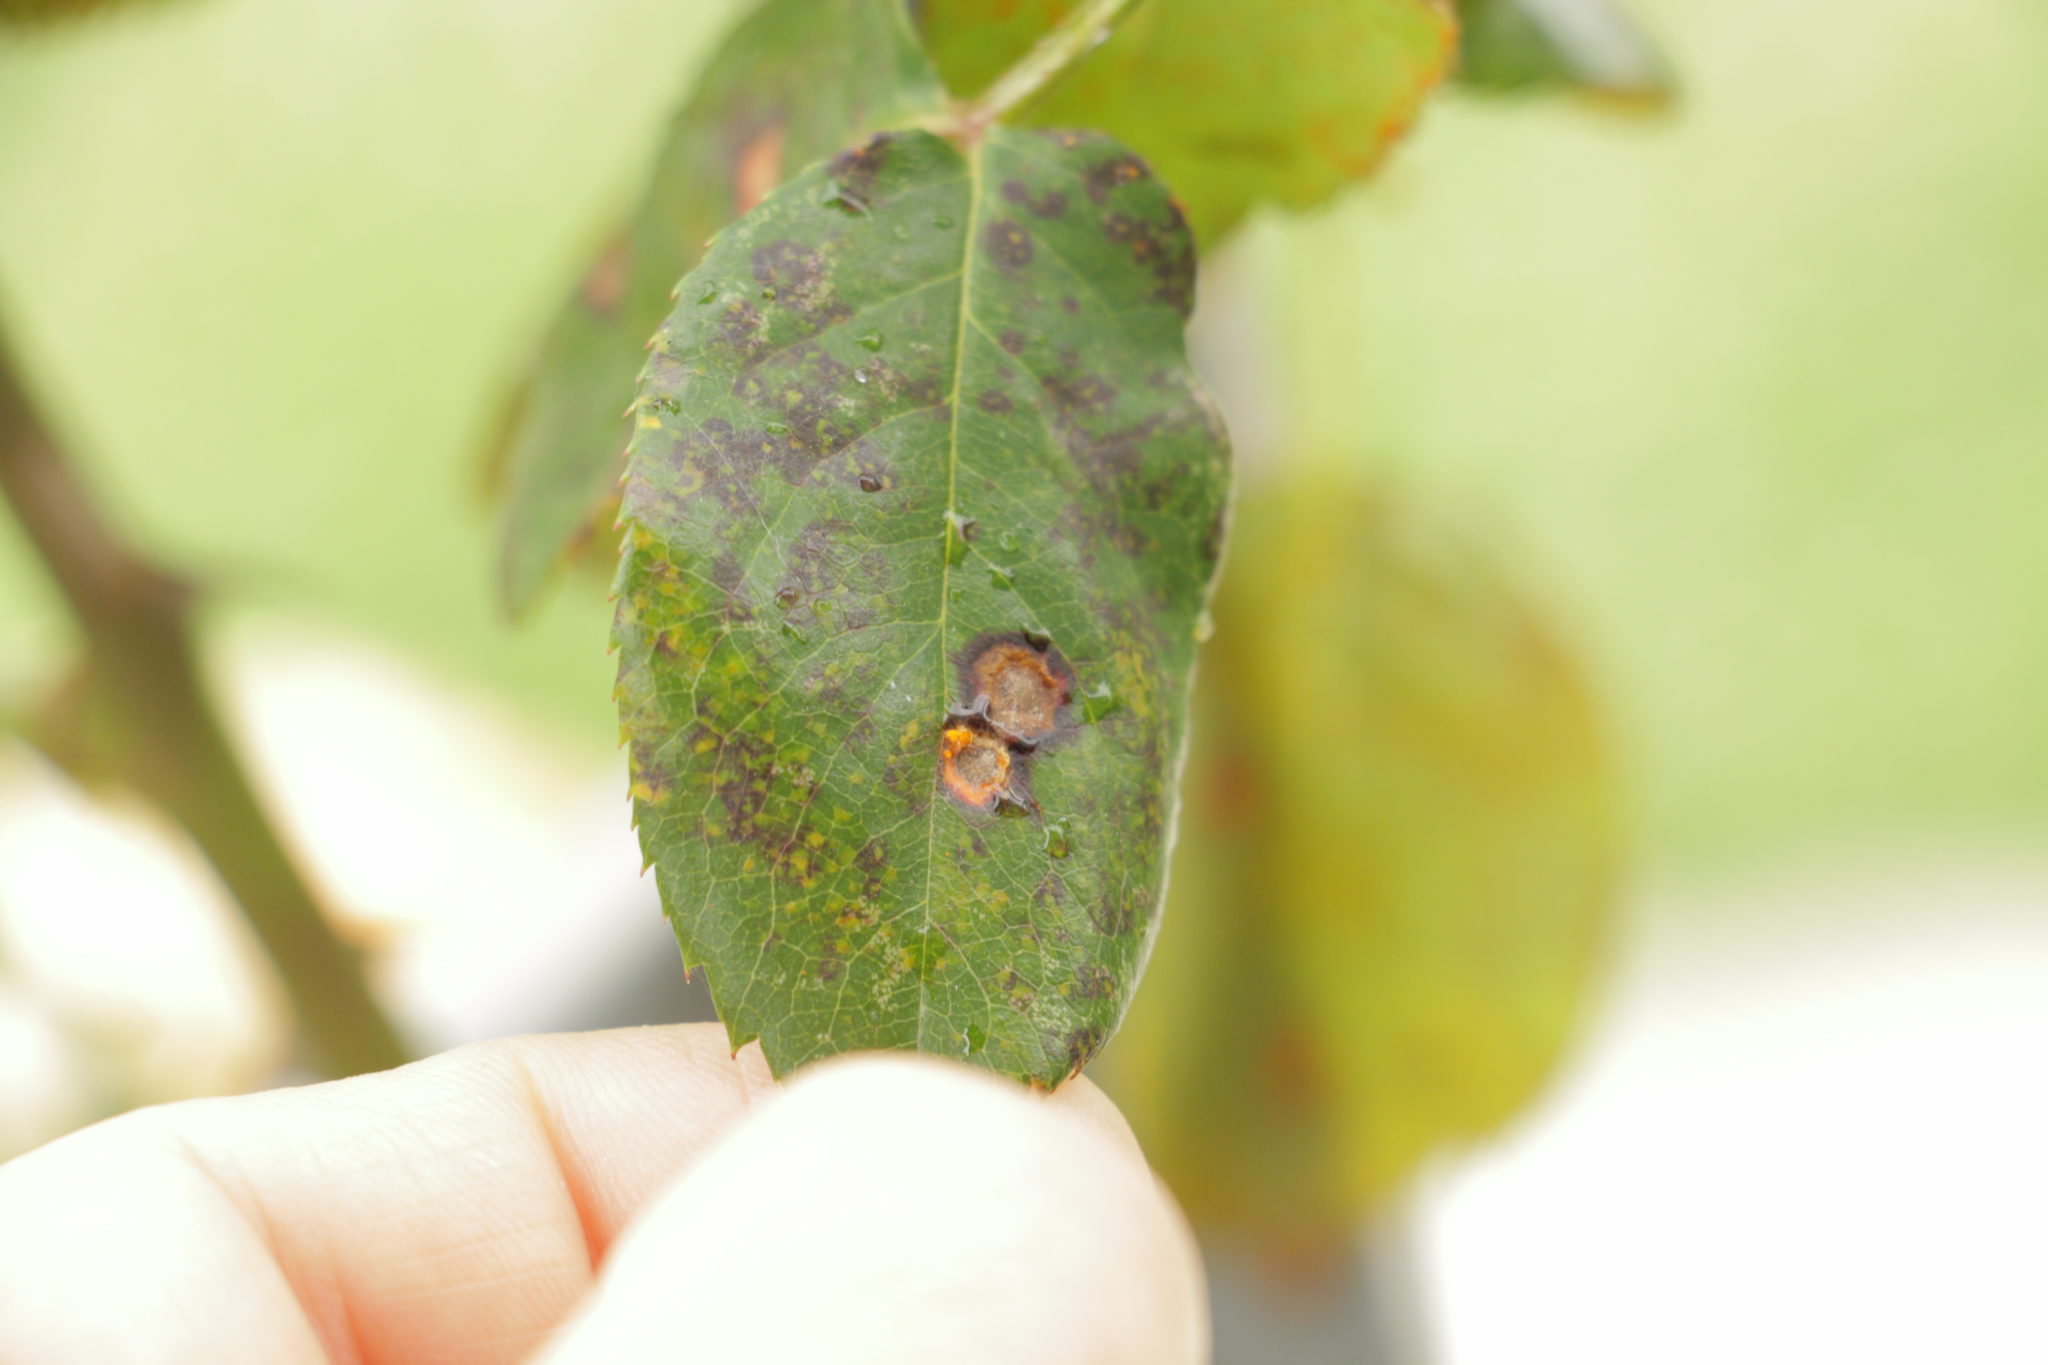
xmin=775 ymin=587 xmax=800 ymax=609
xmin=966 ymin=1023 xmax=987 ymax=1053
xmin=1079 ymin=681 xmax=1122 ymax=724
xmin=760 ymin=285 xmax=777 ymax=301
xmin=944 ymin=511 xmax=976 ymax=568
xmin=764 ymin=420 xmax=789 ymax=435
xmin=988 ymin=566 xmax=1013 ymax=591
xmin=856 ymin=330 xmax=884 ymax=352
xmin=1043 ymin=820 xmax=1071 ymax=859
xmin=1193 ymin=610 xmax=1215 ymax=643
xmin=933 ymin=214 xmax=954 ymax=229
xmin=696 ymin=283 xmax=718 ymax=304
xmin=857 ymin=472 xmax=883 ymax=493
xmin=820 ymin=181 xmax=868 ymax=215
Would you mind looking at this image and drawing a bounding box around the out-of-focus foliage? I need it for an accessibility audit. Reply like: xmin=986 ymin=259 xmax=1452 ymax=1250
xmin=919 ymin=0 xmax=1455 ymax=245
xmin=0 ymin=0 xmax=749 ymax=744
xmin=1455 ymin=0 xmax=1670 ymax=103
xmin=490 ymin=0 xmax=944 ymax=616
xmin=2 ymin=0 xmax=2044 ymax=873
xmin=1105 ymin=475 xmax=1616 ymax=1247
xmin=1239 ymin=0 xmax=2048 ymax=870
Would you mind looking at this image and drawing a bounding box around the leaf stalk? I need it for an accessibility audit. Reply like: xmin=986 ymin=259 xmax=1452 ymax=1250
xmin=0 ymin=317 xmax=411 ymax=1080
xmin=947 ymin=0 xmax=1145 ymax=139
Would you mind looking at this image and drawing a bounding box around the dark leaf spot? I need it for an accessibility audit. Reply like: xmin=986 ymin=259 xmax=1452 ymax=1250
xmin=983 ymin=217 xmax=1034 ymax=270
xmin=1001 ymin=178 xmax=1069 ymax=219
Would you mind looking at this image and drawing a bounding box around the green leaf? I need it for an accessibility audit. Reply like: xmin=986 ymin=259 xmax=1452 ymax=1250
xmin=1455 ymin=0 xmax=1671 ymax=104
xmin=918 ymin=0 xmax=1456 ymax=245
xmin=614 ymin=127 xmax=1230 ymax=1085
xmin=491 ymin=0 xmax=946 ymax=616
xmin=1102 ymin=477 xmax=1617 ymax=1245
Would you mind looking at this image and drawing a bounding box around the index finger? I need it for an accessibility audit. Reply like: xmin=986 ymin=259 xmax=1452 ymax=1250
xmin=0 ymin=1022 xmax=1135 ymax=1365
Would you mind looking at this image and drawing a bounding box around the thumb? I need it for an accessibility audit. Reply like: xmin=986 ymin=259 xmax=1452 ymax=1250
xmin=535 ymin=1053 xmax=1208 ymax=1365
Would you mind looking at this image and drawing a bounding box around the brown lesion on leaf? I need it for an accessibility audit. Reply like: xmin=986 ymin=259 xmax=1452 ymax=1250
xmin=771 ymin=519 xmax=877 ymax=633
xmin=1102 ymin=211 xmax=1196 ymax=314
xmin=976 ymin=388 xmax=1013 ymax=414
xmin=630 ymin=417 xmax=760 ymax=522
xmin=1087 ymin=883 xmax=1142 ymax=937
xmin=750 ymin=239 xmax=851 ymax=334
xmin=626 ymin=737 xmax=674 ymax=807
xmin=998 ymin=968 xmax=1038 ymax=1013
xmin=717 ymin=300 xmax=768 ymax=361
xmin=1083 ymin=153 xmax=1150 ymax=205
xmin=823 ymin=132 xmax=897 ymax=213
xmin=998 ymin=328 xmax=1027 ymax=355
xmin=1040 ymin=366 xmax=1117 ymax=417
xmin=1060 ymin=1023 xmax=1106 ymax=1079
xmin=696 ymin=727 xmax=780 ymax=842
xmin=1000 ymin=179 xmax=1069 ymax=220
xmin=961 ymin=634 xmax=1075 ymax=746
xmin=1073 ymin=965 xmax=1117 ymax=1000
xmin=939 ymin=724 xmax=1016 ymax=814
xmin=983 ymin=217 xmax=1034 ymax=270
xmin=933 ymin=633 xmax=1084 ymax=824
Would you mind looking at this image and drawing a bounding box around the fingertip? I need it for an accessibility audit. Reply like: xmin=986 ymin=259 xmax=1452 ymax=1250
xmin=1037 ymin=1070 xmax=1145 ymax=1160
xmin=541 ymin=1052 xmax=1206 ymax=1364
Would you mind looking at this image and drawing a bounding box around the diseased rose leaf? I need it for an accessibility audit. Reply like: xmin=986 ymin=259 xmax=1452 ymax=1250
xmin=918 ymin=0 xmax=1455 ymax=245
xmin=1102 ymin=478 xmax=1617 ymax=1247
xmin=1456 ymin=0 xmax=1672 ymax=104
xmin=614 ymin=126 xmax=1230 ymax=1086
xmin=490 ymin=0 xmax=945 ymax=616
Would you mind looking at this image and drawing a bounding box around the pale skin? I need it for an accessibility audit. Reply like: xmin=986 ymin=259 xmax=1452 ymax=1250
xmin=0 ymin=1025 xmax=1207 ymax=1364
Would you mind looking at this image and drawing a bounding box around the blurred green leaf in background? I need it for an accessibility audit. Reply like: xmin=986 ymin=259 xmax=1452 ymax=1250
xmin=490 ymin=0 xmax=945 ymax=616
xmin=1105 ymin=475 xmax=1616 ymax=1252
xmin=1233 ymin=0 xmax=2048 ymax=874
xmin=920 ymin=0 xmax=1456 ymax=245
xmin=0 ymin=0 xmax=749 ymax=741
xmin=1454 ymin=0 xmax=1670 ymax=103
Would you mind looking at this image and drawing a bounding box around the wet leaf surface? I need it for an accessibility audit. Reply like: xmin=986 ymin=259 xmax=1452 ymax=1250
xmin=491 ymin=0 xmax=944 ymax=616
xmin=614 ymin=126 xmax=1230 ymax=1084
xmin=919 ymin=0 xmax=1455 ymax=244
xmin=1102 ymin=478 xmax=1616 ymax=1246
xmin=1456 ymin=0 xmax=1671 ymax=104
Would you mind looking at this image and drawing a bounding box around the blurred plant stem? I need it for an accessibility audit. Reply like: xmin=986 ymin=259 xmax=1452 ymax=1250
xmin=0 ymin=319 xmax=409 ymax=1079
xmin=943 ymin=0 xmax=1142 ymax=137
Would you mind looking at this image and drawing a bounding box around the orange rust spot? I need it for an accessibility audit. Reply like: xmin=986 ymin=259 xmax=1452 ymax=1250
xmin=971 ymin=641 xmax=1072 ymax=743
xmin=734 ymin=122 xmax=788 ymax=217
xmin=939 ymin=725 xmax=1011 ymax=812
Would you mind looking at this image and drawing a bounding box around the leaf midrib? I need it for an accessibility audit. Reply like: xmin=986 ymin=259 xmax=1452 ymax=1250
xmin=916 ymin=137 xmax=984 ymax=1053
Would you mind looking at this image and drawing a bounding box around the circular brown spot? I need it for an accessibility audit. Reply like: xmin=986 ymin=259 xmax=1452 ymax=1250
xmin=971 ymin=641 xmax=1072 ymax=744
xmin=940 ymin=726 xmax=1011 ymax=812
